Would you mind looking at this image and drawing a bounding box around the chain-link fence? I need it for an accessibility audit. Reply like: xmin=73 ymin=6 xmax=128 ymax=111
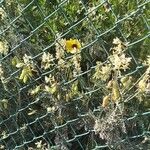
xmin=0 ymin=0 xmax=150 ymax=149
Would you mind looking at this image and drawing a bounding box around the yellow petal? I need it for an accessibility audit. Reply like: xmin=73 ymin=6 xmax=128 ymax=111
xmin=65 ymin=39 xmax=81 ymax=54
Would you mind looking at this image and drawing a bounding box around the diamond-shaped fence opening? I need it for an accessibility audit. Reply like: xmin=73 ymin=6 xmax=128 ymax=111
xmin=0 ymin=0 xmax=150 ymax=150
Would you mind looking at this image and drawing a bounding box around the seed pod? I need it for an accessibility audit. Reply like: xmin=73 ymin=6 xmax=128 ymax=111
xmin=112 ymin=80 xmax=121 ymax=102
xmin=106 ymin=80 xmax=113 ymax=89
xmin=102 ymin=95 xmax=110 ymax=108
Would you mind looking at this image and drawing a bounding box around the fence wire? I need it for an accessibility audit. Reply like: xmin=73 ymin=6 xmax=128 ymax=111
xmin=0 ymin=0 xmax=150 ymax=150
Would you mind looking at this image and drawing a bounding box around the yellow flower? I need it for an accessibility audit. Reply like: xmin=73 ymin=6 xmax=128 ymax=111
xmin=65 ymin=39 xmax=81 ymax=54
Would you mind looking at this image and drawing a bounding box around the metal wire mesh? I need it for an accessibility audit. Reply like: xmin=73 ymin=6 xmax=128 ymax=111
xmin=0 ymin=0 xmax=150 ymax=149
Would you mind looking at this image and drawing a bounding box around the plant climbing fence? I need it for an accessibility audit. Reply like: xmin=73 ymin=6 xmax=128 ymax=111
xmin=0 ymin=0 xmax=150 ymax=149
